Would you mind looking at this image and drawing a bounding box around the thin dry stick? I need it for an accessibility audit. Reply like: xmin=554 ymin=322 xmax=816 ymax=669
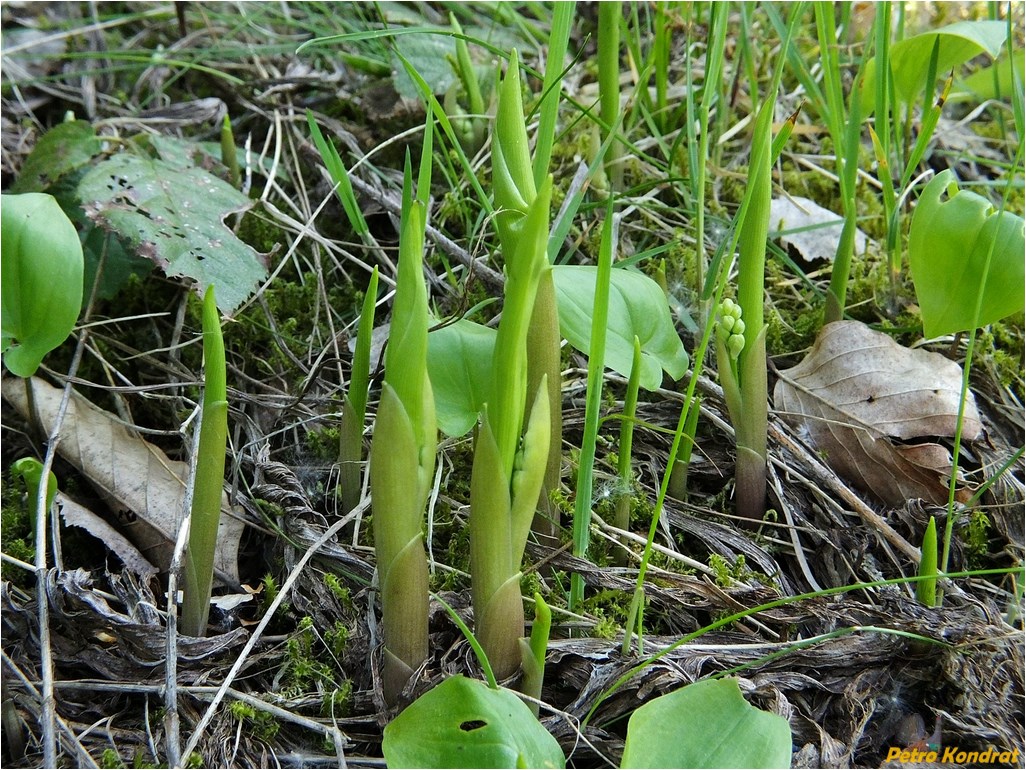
xmin=346 ymin=173 xmax=505 ymax=290
xmin=164 ymin=421 xmax=199 ymax=770
xmin=768 ymin=422 xmax=920 ymax=563
xmin=177 ymin=503 xmax=364 ymax=765
xmin=28 ymin=244 xmax=108 ymax=765
xmin=1 ymin=650 xmax=100 ymax=769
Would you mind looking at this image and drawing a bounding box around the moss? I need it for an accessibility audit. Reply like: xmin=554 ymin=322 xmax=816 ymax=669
xmin=229 ymin=700 xmax=280 ymax=742
xmin=305 ymin=425 xmax=341 ymax=463
xmin=321 ymin=681 xmax=353 ymax=717
xmin=964 ymin=509 xmax=991 ymax=568
xmin=2 ymin=469 xmax=36 ymax=589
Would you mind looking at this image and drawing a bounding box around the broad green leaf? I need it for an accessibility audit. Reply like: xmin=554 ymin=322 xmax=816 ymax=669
xmin=621 ymin=678 xmax=792 ymax=769
xmin=382 ymin=675 xmax=565 ymax=769
xmin=552 ymin=265 xmax=688 ymax=391
xmin=392 ymin=32 xmax=458 ymax=101
xmin=908 ymin=170 xmax=1025 ymax=338
xmin=78 ymin=153 xmax=266 ymax=315
xmin=954 ymin=48 xmax=1025 ymax=102
xmin=11 ymin=120 xmax=103 ymax=193
xmin=862 ymin=20 xmax=1007 ymax=114
xmin=1 ymin=193 xmax=84 ymax=377
xmin=427 ymin=319 xmax=497 ymax=437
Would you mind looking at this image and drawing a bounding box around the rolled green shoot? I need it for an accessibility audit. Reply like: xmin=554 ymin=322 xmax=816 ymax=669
xmin=598 ymin=2 xmax=624 ymax=190
xmin=469 ymin=52 xmax=554 ymax=682
xmin=220 ymin=115 xmax=240 ymax=189
xmin=527 ymin=4 xmax=572 ymax=545
xmin=182 ymin=285 xmax=229 ymax=638
xmin=917 ymin=516 xmax=938 ymax=607
xmin=339 ymin=267 xmax=378 ymax=516
xmin=613 ymin=336 xmax=642 ymax=565
xmin=715 ymin=100 xmax=772 ymax=524
xmin=570 ymin=204 xmax=615 ymax=612
xmin=520 ymin=592 xmax=552 ymax=717
xmin=370 ymin=155 xmax=436 ymax=704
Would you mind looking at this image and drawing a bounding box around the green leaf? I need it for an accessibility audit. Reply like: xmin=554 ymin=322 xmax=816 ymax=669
xmin=427 ymin=319 xmax=497 ymax=437
xmin=1 ymin=193 xmax=84 ymax=377
xmin=10 ymin=457 xmax=59 ymax=531
xmin=621 ymin=678 xmax=792 ymax=769
xmin=10 ymin=120 xmax=103 ymax=193
xmin=862 ymin=20 xmax=1007 ymax=113
xmin=954 ymin=47 xmax=1025 ymax=102
xmin=908 ymin=170 xmax=1025 ymax=337
xmin=392 ymin=32 xmax=458 ymax=101
xmin=552 ymin=265 xmax=688 ymax=390
xmin=77 ymin=153 xmax=266 ymax=315
xmin=382 ymin=676 xmax=565 ymax=769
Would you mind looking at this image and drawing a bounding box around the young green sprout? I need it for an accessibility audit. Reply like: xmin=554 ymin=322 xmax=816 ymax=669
xmin=469 ymin=51 xmax=553 ymax=685
xmin=338 ymin=267 xmax=379 ymax=516
xmin=715 ymin=100 xmax=772 ymax=524
xmin=182 ymin=285 xmax=229 ymax=637
xmin=370 ymin=153 xmax=436 ymax=705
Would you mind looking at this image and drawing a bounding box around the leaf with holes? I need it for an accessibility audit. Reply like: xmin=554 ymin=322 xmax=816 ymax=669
xmin=382 ymin=675 xmax=565 ymax=769
xmin=78 ymin=152 xmax=267 ymax=314
xmin=909 ymin=170 xmax=1025 ymax=338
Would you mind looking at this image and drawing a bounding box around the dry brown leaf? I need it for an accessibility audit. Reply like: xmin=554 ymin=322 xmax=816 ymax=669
xmin=773 ymin=321 xmax=982 ymax=506
xmin=57 ymin=492 xmax=158 ymax=579
xmin=2 ymin=375 xmax=243 ymax=584
xmin=769 ymin=196 xmax=870 ymax=264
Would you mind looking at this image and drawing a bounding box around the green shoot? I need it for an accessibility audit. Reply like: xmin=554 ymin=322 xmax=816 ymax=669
xmin=219 ymin=114 xmax=240 ymax=188
xmin=370 ymin=150 xmax=436 ymax=704
xmin=917 ymin=516 xmax=938 ymax=607
xmin=520 ymin=592 xmax=552 ymax=717
xmin=598 ymin=2 xmax=623 ymax=190
xmin=469 ymin=51 xmax=554 ymax=682
xmin=338 ymin=267 xmax=379 ymax=516
xmin=716 ymin=100 xmax=773 ymax=523
xmin=182 ymin=285 xmax=229 ymax=638
xmin=569 ymin=203 xmax=614 ymax=613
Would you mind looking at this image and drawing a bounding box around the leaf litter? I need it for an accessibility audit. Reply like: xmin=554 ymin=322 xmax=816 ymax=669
xmin=0 ymin=4 xmax=1022 ymax=769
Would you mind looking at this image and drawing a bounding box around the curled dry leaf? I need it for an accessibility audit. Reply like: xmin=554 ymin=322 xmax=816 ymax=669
xmin=773 ymin=321 xmax=982 ymax=506
xmin=1 ymin=375 xmax=243 ymax=583
xmin=769 ymin=196 xmax=870 ymax=264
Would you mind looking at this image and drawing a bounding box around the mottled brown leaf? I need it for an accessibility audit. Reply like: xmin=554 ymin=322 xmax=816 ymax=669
xmin=773 ymin=321 xmax=982 ymax=505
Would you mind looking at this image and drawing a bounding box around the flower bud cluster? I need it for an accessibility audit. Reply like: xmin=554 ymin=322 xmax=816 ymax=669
xmin=716 ymin=299 xmax=746 ymax=358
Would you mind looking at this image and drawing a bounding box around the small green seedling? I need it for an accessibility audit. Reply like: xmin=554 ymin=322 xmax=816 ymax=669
xmin=917 ymin=516 xmax=939 ymax=607
xmin=1 ymin=193 xmax=84 ymax=377
xmin=338 ymin=267 xmax=379 ymax=516
xmin=10 ymin=457 xmax=59 ymax=535
xmin=182 ymin=285 xmax=229 ymax=638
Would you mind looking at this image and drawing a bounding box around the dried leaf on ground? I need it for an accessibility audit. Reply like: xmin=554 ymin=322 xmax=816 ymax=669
xmin=56 ymin=492 xmax=157 ymax=579
xmin=769 ymin=196 xmax=870 ymax=264
xmin=772 ymin=321 xmax=982 ymax=505
xmin=1 ymin=375 xmax=243 ymax=583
